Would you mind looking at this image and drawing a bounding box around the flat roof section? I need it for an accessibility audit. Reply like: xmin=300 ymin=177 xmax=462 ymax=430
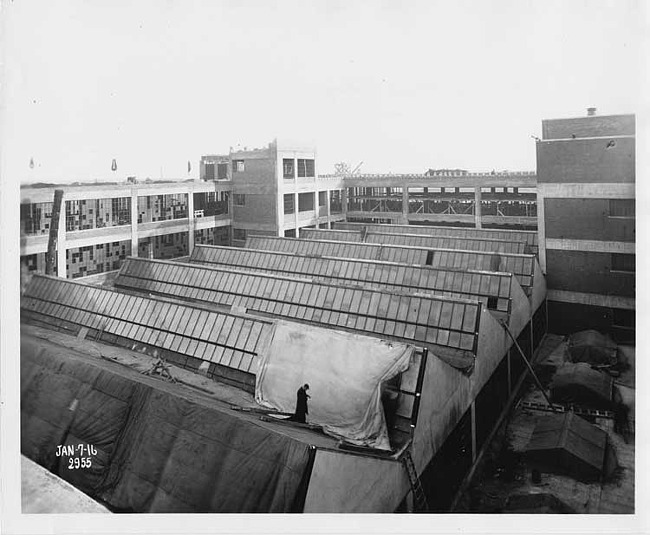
xmin=246 ymin=236 xmax=536 ymax=296
xmin=190 ymin=244 xmax=515 ymax=317
xmin=114 ymin=257 xmax=482 ymax=364
xmin=334 ymin=222 xmax=538 ymax=252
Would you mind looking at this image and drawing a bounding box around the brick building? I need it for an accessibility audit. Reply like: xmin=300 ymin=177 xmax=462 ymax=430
xmin=536 ymin=109 xmax=635 ymax=341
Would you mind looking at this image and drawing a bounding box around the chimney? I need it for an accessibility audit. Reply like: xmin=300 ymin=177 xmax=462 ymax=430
xmin=587 ymin=107 xmax=597 ymax=116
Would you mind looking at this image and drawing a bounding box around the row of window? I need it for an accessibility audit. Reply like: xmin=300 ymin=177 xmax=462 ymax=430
xmin=204 ymin=162 xmax=229 ymax=180
xmin=283 ymin=192 xmax=328 ymax=214
xmin=283 ymin=159 xmax=315 ymax=178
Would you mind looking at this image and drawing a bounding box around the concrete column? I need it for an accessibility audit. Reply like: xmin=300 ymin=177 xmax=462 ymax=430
xmin=341 ymin=188 xmax=348 ymax=218
xmin=56 ymin=195 xmax=67 ymax=278
xmin=537 ymin=188 xmax=546 ymax=273
xmin=326 ymin=189 xmax=332 ymax=228
xmin=187 ymin=190 xmax=195 ymax=254
xmin=470 ymin=401 xmax=477 ymax=463
xmin=474 ymin=187 xmax=482 ymax=229
xmin=507 ymin=349 xmax=512 ymax=393
xmin=530 ymin=313 xmax=535 ymax=359
xmin=130 ymin=187 xmax=138 ymax=257
xmin=401 ymin=187 xmax=409 ymax=225
xmin=294 ymin=192 xmax=299 ymax=237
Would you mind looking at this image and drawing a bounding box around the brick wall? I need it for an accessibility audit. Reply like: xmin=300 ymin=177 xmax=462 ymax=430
xmin=544 ymin=198 xmax=635 ymax=242
xmin=537 ymin=137 xmax=635 ymax=184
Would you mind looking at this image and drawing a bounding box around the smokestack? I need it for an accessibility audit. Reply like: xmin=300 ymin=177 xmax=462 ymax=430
xmin=587 ymin=107 xmax=597 ymax=116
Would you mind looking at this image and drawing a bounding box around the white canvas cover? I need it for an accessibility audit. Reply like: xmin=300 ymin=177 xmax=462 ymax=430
xmin=255 ymin=321 xmax=414 ymax=450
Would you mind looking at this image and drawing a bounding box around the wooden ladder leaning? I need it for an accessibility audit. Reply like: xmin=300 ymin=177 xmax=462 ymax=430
xmin=401 ymin=450 xmax=429 ymax=513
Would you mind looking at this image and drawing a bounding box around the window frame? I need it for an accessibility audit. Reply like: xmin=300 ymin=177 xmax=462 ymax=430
xmin=610 ymin=253 xmax=635 ymax=273
xmin=608 ymin=199 xmax=635 ymax=219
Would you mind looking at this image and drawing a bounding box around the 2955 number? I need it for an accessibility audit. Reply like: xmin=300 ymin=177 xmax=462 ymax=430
xmin=68 ymin=457 xmax=92 ymax=470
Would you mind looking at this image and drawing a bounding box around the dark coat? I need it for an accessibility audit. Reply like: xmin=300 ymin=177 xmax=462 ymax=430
xmin=293 ymin=386 xmax=309 ymax=423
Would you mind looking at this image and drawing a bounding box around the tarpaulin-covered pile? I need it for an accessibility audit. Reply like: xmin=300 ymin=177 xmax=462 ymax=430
xmin=567 ymin=330 xmax=618 ymax=366
xmin=256 ymin=321 xmax=414 ymax=451
xmin=549 ymin=362 xmax=613 ymax=409
xmin=21 ymin=335 xmax=313 ymax=513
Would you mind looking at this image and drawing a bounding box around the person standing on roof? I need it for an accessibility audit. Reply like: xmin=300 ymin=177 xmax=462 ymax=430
xmin=291 ymin=384 xmax=311 ymax=423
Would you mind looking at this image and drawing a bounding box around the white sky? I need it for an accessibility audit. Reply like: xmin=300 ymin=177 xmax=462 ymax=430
xmin=1 ymin=0 xmax=647 ymax=183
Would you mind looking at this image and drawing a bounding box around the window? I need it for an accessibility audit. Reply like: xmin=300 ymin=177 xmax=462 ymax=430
xmin=233 ymin=229 xmax=247 ymax=241
xmin=612 ymin=308 xmax=635 ymax=329
xmin=205 ymin=162 xmax=215 ymax=180
xmin=283 ymin=159 xmax=295 ymax=179
xmin=217 ymin=163 xmax=229 ymax=180
xmin=318 ymin=191 xmax=327 ymax=206
xmin=609 ymin=199 xmax=635 ymax=218
xmin=298 ymin=192 xmax=315 ymax=212
xmin=297 ymin=159 xmax=315 ymax=178
xmin=234 ymin=194 xmax=246 ymax=206
xmin=284 ymin=194 xmax=295 ymax=214
xmin=611 ymin=253 xmax=635 ymax=273
xmin=233 ymin=160 xmax=245 ymax=172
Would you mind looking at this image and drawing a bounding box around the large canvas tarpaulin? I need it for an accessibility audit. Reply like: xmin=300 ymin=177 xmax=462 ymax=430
xmin=567 ymin=330 xmax=618 ymax=365
xmin=550 ymin=362 xmax=613 ymax=409
xmin=255 ymin=321 xmax=414 ymax=451
xmin=21 ymin=335 xmax=312 ymax=512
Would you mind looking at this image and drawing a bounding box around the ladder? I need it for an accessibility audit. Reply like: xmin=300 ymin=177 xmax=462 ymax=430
xmin=401 ymin=450 xmax=429 ymax=513
xmin=519 ymin=400 xmax=614 ymax=419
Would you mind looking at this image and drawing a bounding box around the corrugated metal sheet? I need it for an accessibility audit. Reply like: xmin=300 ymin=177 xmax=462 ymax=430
xmin=335 ymin=222 xmax=538 ymax=251
xmin=366 ymin=232 xmax=527 ymax=255
xmin=21 ymin=275 xmax=271 ymax=375
xmin=246 ymin=236 xmax=535 ymax=295
xmin=191 ymin=244 xmax=513 ymax=314
xmin=247 ymin=236 xmax=381 ymax=261
xmin=115 ymin=257 xmax=482 ymax=355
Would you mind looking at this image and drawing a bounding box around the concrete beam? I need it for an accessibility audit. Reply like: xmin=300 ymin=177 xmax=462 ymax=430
xmin=546 ymin=289 xmax=635 ymax=310
xmin=538 ymin=182 xmax=634 ymax=199
xmin=545 ymin=238 xmax=635 ymax=254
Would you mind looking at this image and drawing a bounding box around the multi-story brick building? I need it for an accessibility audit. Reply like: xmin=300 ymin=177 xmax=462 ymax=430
xmin=536 ymin=109 xmax=635 ymax=341
xmin=200 ymin=140 xmax=346 ymax=244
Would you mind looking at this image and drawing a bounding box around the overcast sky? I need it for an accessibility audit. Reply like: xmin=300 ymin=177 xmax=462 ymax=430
xmin=1 ymin=0 xmax=646 ymax=183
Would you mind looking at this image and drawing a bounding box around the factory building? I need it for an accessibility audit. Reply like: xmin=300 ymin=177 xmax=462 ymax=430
xmin=20 ymin=217 xmax=545 ymax=512
xmin=20 ymin=115 xmax=634 ymax=512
